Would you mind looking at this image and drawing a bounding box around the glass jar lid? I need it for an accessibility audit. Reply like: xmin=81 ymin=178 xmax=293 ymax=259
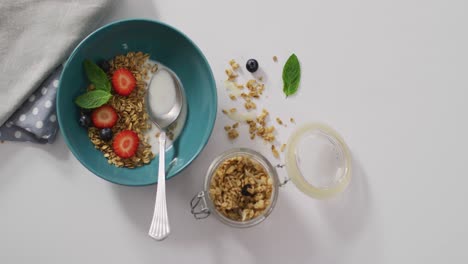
xmin=285 ymin=123 xmax=352 ymax=199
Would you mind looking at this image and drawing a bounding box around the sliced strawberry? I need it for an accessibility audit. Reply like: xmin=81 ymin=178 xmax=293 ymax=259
xmin=91 ymin=105 xmax=118 ymax=128
xmin=112 ymin=130 xmax=139 ymax=158
xmin=112 ymin=68 xmax=136 ymax=96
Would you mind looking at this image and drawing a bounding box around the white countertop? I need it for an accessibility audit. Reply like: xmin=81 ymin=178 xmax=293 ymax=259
xmin=1 ymin=0 xmax=468 ymax=263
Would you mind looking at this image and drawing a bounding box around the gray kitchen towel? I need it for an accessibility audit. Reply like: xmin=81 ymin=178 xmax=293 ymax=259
xmin=0 ymin=0 xmax=111 ymax=143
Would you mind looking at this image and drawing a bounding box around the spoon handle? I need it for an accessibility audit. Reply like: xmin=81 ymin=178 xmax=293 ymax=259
xmin=148 ymin=131 xmax=170 ymax=241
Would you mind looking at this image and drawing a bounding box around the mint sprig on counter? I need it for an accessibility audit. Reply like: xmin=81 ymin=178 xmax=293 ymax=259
xmin=75 ymin=60 xmax=112 ymax=109
xmin=282 ymin=54 xmax=301 ymax=97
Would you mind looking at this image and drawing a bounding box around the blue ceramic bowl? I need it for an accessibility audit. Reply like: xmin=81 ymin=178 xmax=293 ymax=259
xmin=57 ymin=19 xmax=217 ymax=186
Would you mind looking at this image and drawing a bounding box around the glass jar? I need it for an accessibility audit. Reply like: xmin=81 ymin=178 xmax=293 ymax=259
xmin=191 ymin=123 xmax=352 ymax=227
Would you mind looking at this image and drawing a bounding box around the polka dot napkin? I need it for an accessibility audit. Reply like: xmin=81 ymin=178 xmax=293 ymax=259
xmin=0 ymin=0 xmax=111 ymax=144
xmin=0 ymin=67 xmax=61 ymax=143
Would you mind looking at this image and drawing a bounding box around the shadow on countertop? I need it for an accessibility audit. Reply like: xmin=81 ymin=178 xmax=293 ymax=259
xmin=108 ymin=142 xmax=373 ymax=263
xmin=317 ymin=155 xmax=372 ymax=240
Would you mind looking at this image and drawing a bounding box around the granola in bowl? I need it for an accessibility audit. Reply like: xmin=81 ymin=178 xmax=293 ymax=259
xmin=75 ymin=52 xmax=185 ymax=168
xmin=87 ymin=52 xmax=154 ymax=168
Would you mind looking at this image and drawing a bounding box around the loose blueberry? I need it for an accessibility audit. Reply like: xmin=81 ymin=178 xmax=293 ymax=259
xmin=241 ymin=184 xmax=254 ymax=196
xmin=99 ymin=128 xmax=113 ymax=141
xmin=79 ymin=114 xmax=92 ymax=128
xmin=99 ymin=60 xmax=111 ymax=72
xmin=246 ymin=59 xmax=259 ymax=73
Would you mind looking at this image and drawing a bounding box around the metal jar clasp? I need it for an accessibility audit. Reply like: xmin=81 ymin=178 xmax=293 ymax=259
xmin=276 ymin=164 xmax=290 ymax=187
xmin=190 ymin=191 xmax=210 ymax=219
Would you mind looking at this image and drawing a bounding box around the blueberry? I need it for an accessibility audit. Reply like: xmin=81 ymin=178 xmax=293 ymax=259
xmin=99 ymin=60 xmax=110 ymax=72
xmin=99 ymin=128 xmax=113 ymax=141
xmin=246 ymin=59 xmax=259 ymax=73
xmin=241 ymin=184 xmax=254 ymax=196
xmin=79 ymin=114 xmax=92 ymax=128
xmin=80 ymin=108 xmax=92 ymax=114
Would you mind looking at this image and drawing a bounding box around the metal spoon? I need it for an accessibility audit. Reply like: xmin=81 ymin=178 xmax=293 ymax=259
xmin=145 ymin=68 xmax=183 ymax=241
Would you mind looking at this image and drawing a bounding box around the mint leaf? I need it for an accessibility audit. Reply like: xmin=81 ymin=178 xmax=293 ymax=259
xmin=94 ymin=82 xmax=111 ymax=92
xmin=75 ymin=90 xmax=112 ymax=109
xmin=83 ymin=59 xmax=111 ymax=92
xmin=282 ymin=54 xmax=301 ymax=96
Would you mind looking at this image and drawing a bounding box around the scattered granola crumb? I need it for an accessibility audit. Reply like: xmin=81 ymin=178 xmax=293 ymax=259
xmin=265 ymin=126 xmax=275 ymax=133
xmin=229 ymin=59 xmax=240 ymax=70
xmin=227 ymin=128 xmax=239 ymax=140
xmin=258 ymin=83 xmax=265 ymax=94
xmin=273 ymin=56 xmax=278 ymax=62
xmin=245 ymin=79 xmax=264 ymax=98
xmin=225 ymin=69 xmax=238 ymax=80
xmin=155 ymin=132 xmax=160 ymax=138
xmin=290 ymin=117 xmax=295 ymax=123
xmin=247 ymin=120 xmax=257 ymax=134
xmin=276 ymin=117 xmax=283 ymax=126
xmin=280 ymin=144 xmax=287 ymax=152
xmin=271 ymin=145 xmax=280 ymax=158
xmin=265 ymin=135 xmax=275 ymax=142
xmin=257 ymin=109 xmax=269 ymax=126
xmin=244 ymin=100 xmax=257 ymax=110
xmin=224 ymin=122 xmax=240 ymax=140
xmin=221 ymin=68 xmax=281 ymax=147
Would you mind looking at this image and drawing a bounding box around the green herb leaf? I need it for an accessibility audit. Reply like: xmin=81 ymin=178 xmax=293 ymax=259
xmin=83 ymin=59 xmax=111 ymax=92
xmin=75 ymin=90 xmax=112 ymax=109
xmin=282 ymin=54 xmax=301 ymax=97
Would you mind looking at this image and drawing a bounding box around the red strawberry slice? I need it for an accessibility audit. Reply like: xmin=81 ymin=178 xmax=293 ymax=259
xmin=91 ymin=105 xmax=118 ymax=128
xmin=112 ymin=130 xmax=139 ymax=158
xmin=112 ymin=68 xmax=136 ymax=96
